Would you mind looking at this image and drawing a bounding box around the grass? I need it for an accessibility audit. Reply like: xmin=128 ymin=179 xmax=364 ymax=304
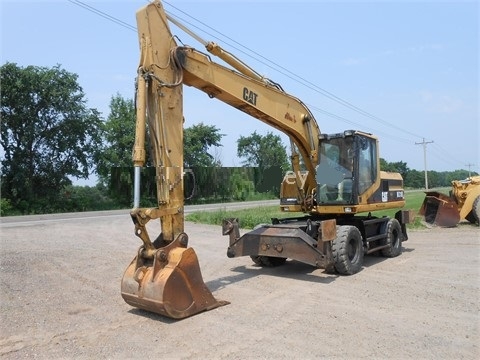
xmin=186 ymin=189 xmax=435 ymax=230
xmin=187 ymin=205 xmax=287 ymax=229
xmin=368 ymin=190 xmax=428 ymax=229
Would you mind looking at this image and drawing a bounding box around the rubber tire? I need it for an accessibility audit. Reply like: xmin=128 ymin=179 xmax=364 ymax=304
xmin=250 ymin=255 xmax=263 ymax=266
xmin=466 ymin=196 xmax=480 ymax=226
xmin=250 ymin=256 xmax=287 ymax=267
xmin=381 ymin=219 xmax=403 ymax=257
xmin=332 ymin=226 xmax=364 ymax=275
xmin=465 ymin=211 xmax=475 ymax=224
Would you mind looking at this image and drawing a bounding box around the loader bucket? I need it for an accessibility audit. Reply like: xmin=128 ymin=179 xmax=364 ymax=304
xmin=121 ymin=239 xmax=227 ymax=319
xmin=419 ymin=191 xmax=460 ymax=227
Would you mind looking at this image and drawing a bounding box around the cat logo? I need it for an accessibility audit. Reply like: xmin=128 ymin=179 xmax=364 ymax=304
xmin=243 ymin=87 xmax=258 ymax=106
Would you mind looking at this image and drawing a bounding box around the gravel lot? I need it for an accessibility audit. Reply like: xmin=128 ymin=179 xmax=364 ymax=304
xmin=1 ymin=211 xmax=479 ymax=359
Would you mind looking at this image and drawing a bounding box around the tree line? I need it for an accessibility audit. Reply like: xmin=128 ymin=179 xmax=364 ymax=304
xmin=1 ymin=63 xmax=476 ymax=215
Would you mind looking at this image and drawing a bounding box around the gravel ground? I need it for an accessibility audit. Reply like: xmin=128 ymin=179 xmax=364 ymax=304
xmin=0 ymin=212 xmax=479 ymax=359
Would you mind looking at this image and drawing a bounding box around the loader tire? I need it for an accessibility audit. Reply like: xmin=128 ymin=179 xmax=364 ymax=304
xmin=467 ymin=196 xmax=480 ymax=225
xmin=465 ymin=212 xmax=476 ymax=224
xmin=250 ymin=256 xmax=286 ymax=267
xmin=381 ymin=219 xmax=403 ymax=257
xmin=332 ymin=226 xmax=364 ymax=275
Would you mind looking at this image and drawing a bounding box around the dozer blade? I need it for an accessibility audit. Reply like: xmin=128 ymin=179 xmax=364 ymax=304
xmin=419 ymin=191 xmax=460 ymax=227
xmin=121 ymin=245 xmax=228 ymax=319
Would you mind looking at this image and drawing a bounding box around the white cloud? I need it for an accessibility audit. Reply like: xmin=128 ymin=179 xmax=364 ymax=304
xmin=418 ymin=90 xmax=464 ymax=114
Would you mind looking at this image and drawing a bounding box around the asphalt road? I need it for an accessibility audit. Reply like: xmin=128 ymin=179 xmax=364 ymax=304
xmin=0 ymin=199 xmax=278 ymax=227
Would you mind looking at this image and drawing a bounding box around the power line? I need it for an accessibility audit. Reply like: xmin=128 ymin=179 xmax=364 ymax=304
xmin=162 ymin=6 xmax=480 ymax=171
xmin=68 ymin=1 xmax=477 ymax=173
xmin=429 ymin=150 xmax=461 ymax=169
xmin=67 ymin=0 xmax=136 ymax=32
xmin=163 ymin=1 xmax=426 ymax=142
xmin=306 ymin=103 xmax=413 ymax=144
xmin=430 ymin=143 xmax=470 ymax=170
xmin=161 ymin=7 xmax=418 ymax=144
xmin=70 ymin=0 xmax=426 ymax=145
xmin=71 ymin=0 xmax=428 ymax=148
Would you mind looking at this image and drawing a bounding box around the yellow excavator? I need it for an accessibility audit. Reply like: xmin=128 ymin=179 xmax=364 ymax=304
xmin=121 ymin=0 xmax=412 ymax=319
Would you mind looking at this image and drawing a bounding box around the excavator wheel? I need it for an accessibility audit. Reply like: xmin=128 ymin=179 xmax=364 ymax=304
xmin=250 ymin=255 xmax=263 ymax=266
xmin=250 ymin=255 xmax=287 ymax=267
xmin=381 ymin=219 xmax=403 ymax=257
xmin=332 ymin=225 xmax=364 ymax=275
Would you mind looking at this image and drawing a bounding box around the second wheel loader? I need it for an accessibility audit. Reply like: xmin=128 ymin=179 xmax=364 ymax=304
xmin=419 ymin=175 xmax=480 ymax=227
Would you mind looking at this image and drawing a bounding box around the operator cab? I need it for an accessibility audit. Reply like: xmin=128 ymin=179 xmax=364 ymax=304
xmin=316 ymin=130 xmax=378 ymax=205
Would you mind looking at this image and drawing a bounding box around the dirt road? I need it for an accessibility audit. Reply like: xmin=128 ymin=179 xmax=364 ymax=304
xmin=1 ymin=211 xmax=479 ymax=359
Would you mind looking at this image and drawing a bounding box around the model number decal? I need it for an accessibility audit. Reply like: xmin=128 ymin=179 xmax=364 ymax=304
xmin=243 ymin=87 xmax=258 ymax=106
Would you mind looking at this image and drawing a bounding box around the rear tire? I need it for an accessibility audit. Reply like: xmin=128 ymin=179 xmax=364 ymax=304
xmin=466 ymin=196 xmax=480 ymax=225
xmin=250 ymin=255 xmax=263 ymax=266
xmin=250 ymin=256 xmax=287 ymax=267
xmin=381 ymin=219 xmax=403 ymax=257
xmin=332 ymin=226 xmax=364 ymax=275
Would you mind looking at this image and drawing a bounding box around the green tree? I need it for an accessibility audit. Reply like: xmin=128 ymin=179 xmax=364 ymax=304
xmin=404 ymin=169 xmax=424 ymax=189
xmin=380 ymin=158 xmax=410 ymax=180
xmin=184 ymin=123 xmax=224 ymax=167
xmin=1 ymin=63 xmax=103 ymax=214
xmin=445 ymin=170 xmax=475 ymax=184
xmin=237 ymin=131 xmax=289 ymax=171
xmin=96 ymin=94 xmax=136 ymax=185
xmin=97 ymin=112 xmax=224 ymax=204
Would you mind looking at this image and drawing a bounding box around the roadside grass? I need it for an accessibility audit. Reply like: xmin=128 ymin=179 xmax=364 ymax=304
xmin=187 ymin=206 xmax=287 ymax=229
xmin=186 ymin=189 xmax=434 ymax=230
xmin=369 ymin=190 xmax=427 ymax=229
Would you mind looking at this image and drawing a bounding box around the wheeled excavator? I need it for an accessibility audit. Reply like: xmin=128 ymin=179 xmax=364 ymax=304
xmin=121 ymin=0 xmax=412 ymax=319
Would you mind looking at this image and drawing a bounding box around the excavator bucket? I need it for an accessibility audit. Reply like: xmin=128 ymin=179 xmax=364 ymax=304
xmin=121 ymin=234 xmax=228 ymax=319
xmin=419 ymin=191 xmax=460 ymax=227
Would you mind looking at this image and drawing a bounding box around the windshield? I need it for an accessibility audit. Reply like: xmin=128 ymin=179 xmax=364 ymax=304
xmin=316 ymin=136 xmax=355 ymax=204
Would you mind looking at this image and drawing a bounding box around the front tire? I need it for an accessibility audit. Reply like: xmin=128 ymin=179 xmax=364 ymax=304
xmin=332 ymin=226 xmax=364 ymax=275
xmin=381 ymin=219 xmax=403 ymax=257
xmin=466 ymin=196 xmax=480 ymax=225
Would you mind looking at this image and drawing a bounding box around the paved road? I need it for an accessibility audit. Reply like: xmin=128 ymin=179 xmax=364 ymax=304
xmin=0 ymin=199 xmax=279 ymax=227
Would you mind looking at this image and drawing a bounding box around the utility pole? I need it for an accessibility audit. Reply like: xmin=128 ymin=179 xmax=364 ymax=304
xmin=465 ymin=163 xmax=475 ymax=177
xmin=415 ymin=138 xmax=434 ymax=189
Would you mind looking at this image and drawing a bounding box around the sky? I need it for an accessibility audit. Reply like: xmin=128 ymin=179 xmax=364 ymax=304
xmin=1 ymin=0 xmax=479 ymax=186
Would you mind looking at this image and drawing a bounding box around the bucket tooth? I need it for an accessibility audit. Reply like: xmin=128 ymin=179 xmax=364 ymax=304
xmin=121 ymin=246 xmax=228 ymax=319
